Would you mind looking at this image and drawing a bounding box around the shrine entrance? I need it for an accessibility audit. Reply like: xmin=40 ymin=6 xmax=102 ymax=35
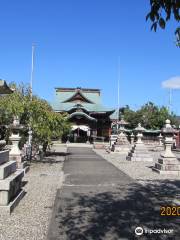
xmin=71 ymin=125 xmax=91 ymax=143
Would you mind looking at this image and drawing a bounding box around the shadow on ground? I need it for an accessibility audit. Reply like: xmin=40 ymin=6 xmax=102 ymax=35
xmin=49 ymin=180 xmax=180 ymax=240
xmin=30 ymin=151 xmax=71 ymax=164
xmin=46 ymin=151 xmax=71 ymax=157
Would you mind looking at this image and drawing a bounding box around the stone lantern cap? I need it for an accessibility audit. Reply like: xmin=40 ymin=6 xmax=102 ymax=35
xmin=161 ymin=119 xmax=176 ymax=134
xmin=118 ymin=119 xmax=129 ymax=126
xmin=8 ymin=116 xmax=25 ymax=134
xmin=134 ymin=123 xmax=146 ymax=132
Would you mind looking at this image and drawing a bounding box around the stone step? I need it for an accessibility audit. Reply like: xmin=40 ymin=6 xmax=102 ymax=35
xmin=130 ymin=153 xmax=152 ymax=158
xmin=114 ymin=151 xmax=129 ymax=155
xmin=133 ymin=148 xmax=149 ymax=151
xmin=152 ymin=167 xmax=180 ymax=176
xmin=17 ymin=161 xmax=30 ymax=174
xmin=155 ymin=162 xmax=180 ymax=171
xmin=158 ymin=158 xmax=180 ymax=165
xmin=127 ymin=156 xmax=153 ymax=161
xmin=0 ymin=161 xmax=16 ymax=180
xmin=0 ymin=170 xmax=24 ymax=206
xmin=0 ymin=189 xmax=25 ymax=215
xmin=0 ymin=169 xmax=24 ymax=190
xmin=114 ymin=148 xmax=130 ymax=152
xmin=0 ymin=150 xmax=9 ymax=166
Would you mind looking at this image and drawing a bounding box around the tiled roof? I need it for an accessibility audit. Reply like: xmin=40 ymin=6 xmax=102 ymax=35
xmin=54 ymin=90 xmax=101 ymax=104
xmin=0 ymin=80 xmax=13 ymax=94
xmin=52 ymin=88 xmax=115 ymax=114
xmin=52 ymin=102 xmax=114 ymax=113
xmin=110 ymin=109 xmax=119 ymax=120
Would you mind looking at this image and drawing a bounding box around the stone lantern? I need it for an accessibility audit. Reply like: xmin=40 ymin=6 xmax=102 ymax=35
xmin=161 ymin=119 xmax=176 ymax=158
xmin=135 ymin=123 xmax=146 ymax=144
xmin=9 ymin=116 xmax=28 ymax=172
xmin=155 ymin=132 xmax=164 ymax=151
xmin=158 ymin=133 xmax=163 ymax=146
xmin=126 ymin=123 xmax=153 ymax=161
xmin=130 ymin=132 xmax=135 ymax=145
xmin=111 ymin=118 xmax=130 ymax=154
xmin=153 ymin=119 xmax=180 ymax=175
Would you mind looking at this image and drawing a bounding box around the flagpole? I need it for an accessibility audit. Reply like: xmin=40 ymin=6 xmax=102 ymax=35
xmin=118 ymin=56 xmax=120 ymax=121
xmin=28 ymin=44 xmax=35 ymax=156
xmin=30 ymin=44 xmax=35 ymax=101
xmin=169 ymin=88 xmax=172 ymax=113
xmin=116 ymin=56 xmax=120 ymax=133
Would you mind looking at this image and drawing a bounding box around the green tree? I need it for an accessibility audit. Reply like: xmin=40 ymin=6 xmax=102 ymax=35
xmin=0 ymin=83 xmax=71 ymax=151
xmin=121 ymin=102 xmax=177 ymax=129
xmin=146 ymin=0 xmax=180 ymax=46
xmin=120 ymin=106 xmax=139 ymax=129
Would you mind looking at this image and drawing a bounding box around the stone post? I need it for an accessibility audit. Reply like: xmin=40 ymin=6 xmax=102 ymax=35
xmin=130 ymin=133 xmax=135 ymax=145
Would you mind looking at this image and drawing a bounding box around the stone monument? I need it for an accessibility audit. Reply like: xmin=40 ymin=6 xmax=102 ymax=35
xmin=153 ymin=119 xmax=180 ymax=175
xmin=127 ymin=123 xmax=153 ymax=161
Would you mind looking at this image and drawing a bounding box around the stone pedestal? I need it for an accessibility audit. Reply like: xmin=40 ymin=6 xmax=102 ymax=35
xmin=127 ymin=123 xmax=153 ymax=161
xmin=153 ymin=120 xmax=180 ymax=175
xmin=112 ymin=131 xmax=130 ymax=154
xmin=0 ymin=150 xmax=24 ymax=215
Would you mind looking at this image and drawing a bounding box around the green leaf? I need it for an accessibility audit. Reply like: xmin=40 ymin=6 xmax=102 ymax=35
xmin=151 ymin=22 xmax=157 ymax=32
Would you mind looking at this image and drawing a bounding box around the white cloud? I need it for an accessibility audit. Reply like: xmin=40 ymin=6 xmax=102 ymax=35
xmin=162 ymin=76 xmax=180 ymax=89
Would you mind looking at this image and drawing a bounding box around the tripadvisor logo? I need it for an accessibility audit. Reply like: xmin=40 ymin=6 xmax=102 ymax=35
xmin=135 ymin=226 xmax=174 ymax=236
xmin=135 ymin=227 xmax=143 ymax=236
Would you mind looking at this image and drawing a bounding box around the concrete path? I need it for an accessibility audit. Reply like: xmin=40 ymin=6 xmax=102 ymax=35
xmin=47 ymin=147 xmax=180 ymax=240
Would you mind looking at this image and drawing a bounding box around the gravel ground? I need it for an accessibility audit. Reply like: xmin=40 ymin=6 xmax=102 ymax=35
xmin=0 ymin=145 xmax=66 ymax=240
xmin=94 ymin=148 xmax=180 ymax=184
xmin=94 ymin=148 xmax=180 ymax=207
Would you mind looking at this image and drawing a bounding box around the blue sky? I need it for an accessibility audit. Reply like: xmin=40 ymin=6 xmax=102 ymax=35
xmin=0 ymin=1 xmax=179 ymax=113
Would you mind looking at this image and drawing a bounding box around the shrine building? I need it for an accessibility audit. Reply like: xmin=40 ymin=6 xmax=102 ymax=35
xmin=52 ymin=87 xmax=117 ymax=142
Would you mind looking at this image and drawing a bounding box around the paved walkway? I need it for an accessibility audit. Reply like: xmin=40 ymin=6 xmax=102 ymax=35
xmin=47 ymin=147 xmax=180 ymax=240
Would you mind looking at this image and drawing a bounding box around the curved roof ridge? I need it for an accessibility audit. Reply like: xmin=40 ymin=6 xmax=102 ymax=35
xmin=68 ymin=111 xmax=97 ymax=121
xmin=62 ymin=89 xmax=94 ymax=104
xmin=65 ymin=103 xmax=90 ymax=112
